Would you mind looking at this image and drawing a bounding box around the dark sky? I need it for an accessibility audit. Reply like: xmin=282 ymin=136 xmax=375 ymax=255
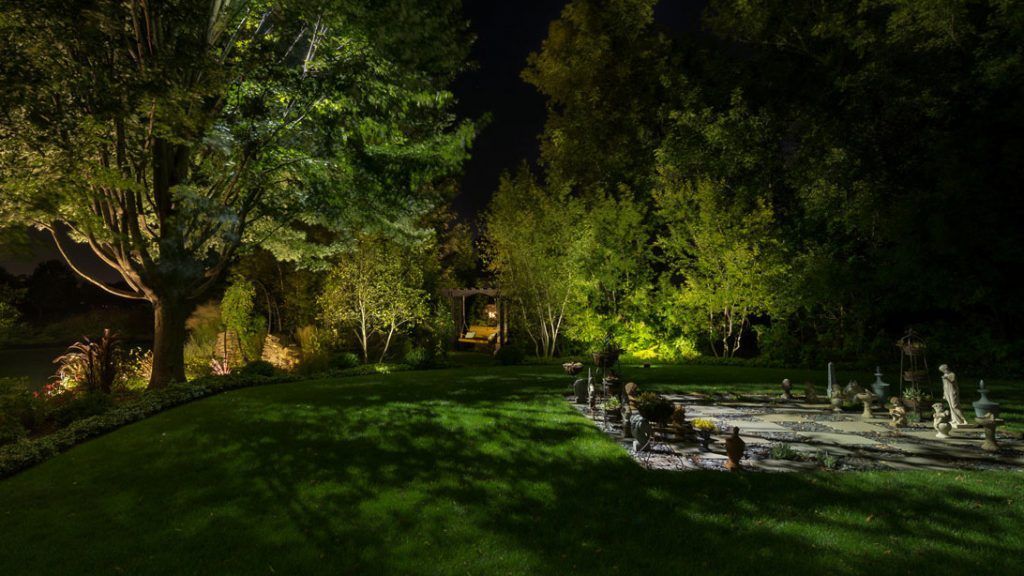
xmin=0 ymin=0 xmax=706 ymax=280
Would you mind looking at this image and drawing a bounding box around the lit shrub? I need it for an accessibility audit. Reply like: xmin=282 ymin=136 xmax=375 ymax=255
xmin=404 ymin=347 xmax=435 ymax=369
xmin=239 ymin=360 xmax=276 ymax=378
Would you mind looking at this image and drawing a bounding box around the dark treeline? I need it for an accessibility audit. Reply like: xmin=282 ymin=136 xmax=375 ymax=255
xmin=499 ymin=0 xmax=1024 ymax=372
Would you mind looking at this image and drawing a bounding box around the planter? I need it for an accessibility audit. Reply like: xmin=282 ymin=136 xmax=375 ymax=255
xmin=562 ymin=362 xmax=584 ymax=377
xmin=605 ymin=409 xmax=623 ymax=423
xmin=592 ymin=349 xmax=621 ymax=369
xmin=697 ymin=429 xmax=713 ymax=452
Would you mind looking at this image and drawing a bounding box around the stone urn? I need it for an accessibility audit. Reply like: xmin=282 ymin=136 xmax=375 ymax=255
xmin=855 ymin=391 xmax=878 ymax=419
xmin=972 ymin=380 xmax=1000 ymax=418
xmin=871 ymin=367 xmax=891 ymax=401
xmin=725 ymin=427 xmax=746 ymax=471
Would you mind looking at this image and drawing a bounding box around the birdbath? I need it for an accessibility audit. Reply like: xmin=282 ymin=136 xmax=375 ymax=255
xmin=976 ymin=415 xmax=1005 ymax=453
xmin=855 ymin=391 xmax=878 ymax=419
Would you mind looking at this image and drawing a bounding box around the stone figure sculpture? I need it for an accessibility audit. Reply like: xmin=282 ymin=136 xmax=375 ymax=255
xmin=888 ymin=397 xmax=908 ymax=428
xmin=939 ymin=364 xmax=968 ymax=428
xmin=781 ymin=379 xmax=793 ymax=400
xmin=932 ymin=402 xmax=952 ymax=438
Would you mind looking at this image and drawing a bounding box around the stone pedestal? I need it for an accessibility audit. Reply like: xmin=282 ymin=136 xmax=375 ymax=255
xmin=976 ymin=416 xmax=1004 ymax=452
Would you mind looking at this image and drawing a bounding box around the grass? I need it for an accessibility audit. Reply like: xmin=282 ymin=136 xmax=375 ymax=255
xmin=0 ymin=364 xmax=1022 ymax=575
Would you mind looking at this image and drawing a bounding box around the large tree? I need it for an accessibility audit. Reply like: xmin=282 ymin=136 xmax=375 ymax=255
xmin=0 ymin=0 xmax=472 ymax=386
xmin=483 ymin=167 xmax=592 ymax=358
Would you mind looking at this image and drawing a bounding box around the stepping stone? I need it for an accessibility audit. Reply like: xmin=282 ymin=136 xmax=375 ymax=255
xmin=720 ymin=419 xmax=790 ymax=434
xmin=878 ymin=456 xmax=962 ymax=471
xmin=748 ymin=459 xmax=820 ymax=472
xmin=685 ymin=405 xmax=746 ymax=417
xmin=759 ymin=413 xmax=812 ymax=423
xmin=796 ymin=431 xmax=880 ymax=447
xmin=823 ymin=420 xmax=890 ymax=434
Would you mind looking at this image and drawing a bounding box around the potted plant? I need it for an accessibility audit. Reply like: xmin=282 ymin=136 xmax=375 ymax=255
xmin=603 ymin=397 xmax=622 ymax=423
xmin=692 ymin=418 xmax=717 ymax=452
xmin=592 ymin=335 xmax=622 ymax=369
xmin=636 ymin=392 xmax=674 ymax=426
xmin=902 ymin=386 xmax=931 ymax=420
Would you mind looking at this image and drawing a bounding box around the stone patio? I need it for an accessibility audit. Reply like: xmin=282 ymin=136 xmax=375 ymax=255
xmin=572 ymin=394 xmax=1024 ymax=473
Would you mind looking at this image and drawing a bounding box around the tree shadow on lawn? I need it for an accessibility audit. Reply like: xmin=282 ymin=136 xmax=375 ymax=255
xmin=1 ymin=368 xmax=1021 ymax=575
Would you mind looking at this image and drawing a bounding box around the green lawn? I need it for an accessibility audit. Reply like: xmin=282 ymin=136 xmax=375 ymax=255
xmin=0 ymin=364 xmax=1022 ymax=575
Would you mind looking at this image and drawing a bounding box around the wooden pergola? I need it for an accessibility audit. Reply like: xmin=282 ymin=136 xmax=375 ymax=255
xmin=441 ymin=287 xmax=508 ymax=350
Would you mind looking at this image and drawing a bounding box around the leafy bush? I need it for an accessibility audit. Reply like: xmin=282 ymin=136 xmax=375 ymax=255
xmin=404 ymin=347 xmax=435 ymax=369
xmin=116 ymin=347 xmax=152 ymax=392
xmin=495 ymin=345 xmax=525 ymax=366
xmin=0 ymin=373 xmax=296 ymax=478
xmin=239 ymin=360 xmax=276 ymax=378
xmin=51 ymin=393 xmax=114 ymax=427
xmin=770 ymin=443 xmax=800 ymax=461
xmin=329 ymin=351 xmax=361 ymax=370
xmin=222 ymin=277 xmax=268 ymax=362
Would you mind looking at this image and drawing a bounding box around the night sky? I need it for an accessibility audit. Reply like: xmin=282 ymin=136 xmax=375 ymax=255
xmin=0 ymin=0 xmax=706 ymax=280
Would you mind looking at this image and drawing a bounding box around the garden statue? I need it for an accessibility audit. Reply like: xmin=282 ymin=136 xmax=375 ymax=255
xmin=976 ymin=413 xmax=1004 ymax=452
xmin=669 ymin=405 xmax=688 ymax=436
xmin=888 ymin=398 xmax=908 ymax=428
xmin=939 ymin=364 xmax=969 ymax=428
xmin=781 ymin=379 xmax=793 ymax=401
xmin=972 ymin=380 xmax=1000 ymax=418
xmin=827 ymin=362 xmax=838 ymax=399
xmin=871 ymin=367 xmax=890 ymax=401
xmin=830 ymin=393 xmax=844 ymax=413
xmin=804 ymin=382 xmax=819 ymax=403
xmin=932 ymin=402 xmax=952 ymax=438
xmin=625 ymin=382 xmax=641 ymax=410
xmin=855 ymin=389 xmax=877 ymax=419
xmin=573 ymin=378 xmax=588 ymax=405
xmin=725 ymin=427 xmax=745 ymax=471
xmin=630 ymin=413 xmax=652 ymax=452
xmin=843 ymin=380 xmax=864 ymax=401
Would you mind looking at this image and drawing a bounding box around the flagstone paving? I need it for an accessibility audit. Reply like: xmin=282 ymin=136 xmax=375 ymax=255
xmin=573 ymin=395 xmax=1024 ymax=473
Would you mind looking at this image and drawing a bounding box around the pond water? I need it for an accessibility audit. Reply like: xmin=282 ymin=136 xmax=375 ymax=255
xmin=0 ymin=347 xmax=64 ymax=389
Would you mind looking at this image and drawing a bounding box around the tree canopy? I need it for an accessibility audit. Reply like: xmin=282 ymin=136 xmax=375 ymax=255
xmin=0 ymin=0 xmax=473 ymax=385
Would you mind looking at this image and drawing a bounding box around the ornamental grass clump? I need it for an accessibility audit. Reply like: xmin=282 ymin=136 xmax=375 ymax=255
xmin=53 ymin=329 xmax=121 ymax=394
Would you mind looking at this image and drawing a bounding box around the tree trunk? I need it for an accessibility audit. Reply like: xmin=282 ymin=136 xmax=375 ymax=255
xmin=149 ymin=297 xmax=192 ymax=389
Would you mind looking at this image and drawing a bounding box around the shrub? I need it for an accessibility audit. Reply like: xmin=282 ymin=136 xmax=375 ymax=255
xmin=770 ymin=443 xmax=800 ymax=461
xmin=404 ymin=347 xmax=435 ymax=369
xmin=116 ymin=347 xmax=152 ymax=392
xmin=239 ymin=360 xmax=276 ymax=378
xmin=329 ymin=351 xmax=360 ymax=371
xmin=495 ymin=345 xmax=525 ymax=366
xmin=51 ymin=393 xmax=114 ymax=427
